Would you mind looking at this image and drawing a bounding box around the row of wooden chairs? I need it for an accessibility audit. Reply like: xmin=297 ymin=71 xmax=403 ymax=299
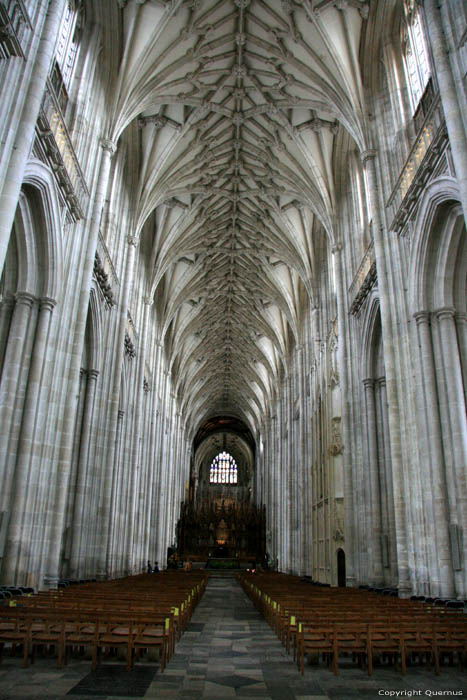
xmin=295 ymin=621 xmax=467 ymax=676
xmin=238 ymin=573 xmax=467 ymax=677
xmin=0 ymin=571 xmax=209 ymax=672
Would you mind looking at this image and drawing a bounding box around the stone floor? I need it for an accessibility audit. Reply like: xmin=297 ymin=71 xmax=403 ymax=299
xmin=0 ymin=575 xmax=466 ymax=699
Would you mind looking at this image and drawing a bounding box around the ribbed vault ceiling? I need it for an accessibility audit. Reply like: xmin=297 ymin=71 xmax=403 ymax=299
xmin=111 ymin=0 xmax=369 ymax=437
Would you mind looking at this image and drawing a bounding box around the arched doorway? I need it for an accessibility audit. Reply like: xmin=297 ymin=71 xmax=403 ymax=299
xmin=337 ymin=548 xmax=346 ymax=587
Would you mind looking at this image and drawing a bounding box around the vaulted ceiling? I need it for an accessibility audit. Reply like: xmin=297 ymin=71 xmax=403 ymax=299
xmin=108 ymin=0 xmax=369 ymax=438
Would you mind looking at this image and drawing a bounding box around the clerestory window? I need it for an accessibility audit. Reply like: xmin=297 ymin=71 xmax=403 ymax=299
xmin=55 ymin=1 xmax=80 ymax=89
xmin=50 ymin=0 xmax=81 ymax=112
xmin=210 ymin=452 xmax=238 ymax=485
xmin=401 ymin=0 xmax=431 ymax=113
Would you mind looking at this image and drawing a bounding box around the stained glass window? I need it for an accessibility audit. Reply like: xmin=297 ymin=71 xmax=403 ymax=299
xmin=209 ymin=452 xmax=238 ymax=485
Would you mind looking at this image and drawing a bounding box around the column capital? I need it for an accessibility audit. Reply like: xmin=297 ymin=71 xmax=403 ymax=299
xmin=455 ymin=311 xmax=467 ymax=323
xmin=1 ymin=293 xmax=15 ymax=308
xmin=360 ymin=149 xmax=377 ymax=165
xmin=126 ymin=234 xmax=138 ymax=247
xmin=40 ymin=296 xmax=56 ymax=312
xmin=143 ymin=295 xmax=153 ymax=306
xmin=42 ymin=574 xmax=60 ymax=589
xmin=15 ymin=291 xmax=36 ymax=307
xmin=362 ymin=378 xmax=374 ymax=389
xmin=434 ymin=306 xmax=456 ymax=321
xmin=88 ymin=369 xmax=99 ymax=380
xmin=100 ymin=138 xmax=117 ymax=155
xmin=331 ymin=243 xmax=342 ymax=255
xmin=413 ymin=310 xmax=430 ymax=324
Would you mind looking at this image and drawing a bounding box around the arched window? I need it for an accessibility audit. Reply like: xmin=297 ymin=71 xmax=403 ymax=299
xmin=401 ymin=0 xmax=431 ymax=113
xmin=210 ymin=452 xmax=238 ymax=485
xmin=50 ymin=0 xmax=82 ymax=112
xmin=55 ymin=1 xmax=80 ymax=89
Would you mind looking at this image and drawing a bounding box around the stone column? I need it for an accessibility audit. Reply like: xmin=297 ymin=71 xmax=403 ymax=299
xmin=362 ymin=150 xmax=411 ymax=596
xmin=280 ymin=385 xmax=288 ymax=571
xmin=148 ymin=343 xmax=162 ymax=563
xmin=0 ymin=0 xmax=67 ymax=276
xmin=270 ymin=413 xmax=278 ymax=567
xmin=107 ymin=408 xmax=125 ymax=576
xmin=414 ymin=311 xmax=453 ymax=596
xmin=99 ymin=234 xmax=138 ymax=576
xmin=69 ymin=368 xmax=99 ymax=578
xmin=434 ymin=307 xmax=467 ymax=596
xmin=297 ymin=344 xmax=307 ymax=576
xmin=2 ymin=297 xmax=56 ymax=584
xmin=377 ymin=378 xmax=398 ymax=587
xmin=141 ymin=385 xmax=154 ymax=563
xmin=66 ymin=369 xmax=87 ymax=532
xmin=0 ymin=294 xmax=15 ymax=365
xmin=363 ymin=378 xmax=384 ymax=584
xmin=374 ymin=378 xmax=390 ymax=583
xmin=44 ymin=138 xmax=117 ymax=587
xmin=434 ymin=309 xmax=467 ymax=488
xmin=304 ymin=337 xmax=313 ymax=576
xmin=165 ymin=399 xmax=177 ymax=556
xmin=332 ymin=244 xmax=355 ymax=586
xmin=0 ymin=292 xmax=35 ymax=512
xmin=422 ymin=0 xmax=467 ymax=221
xmin=132 ymin=298 xmax=151 ymax=567
xmin=456 ymin=312 xmax=467 ymax=396
xmin=157 ymin=371 xmax=170 ymax=565
xmin=124 ymin=434 xmax=140 ymax=575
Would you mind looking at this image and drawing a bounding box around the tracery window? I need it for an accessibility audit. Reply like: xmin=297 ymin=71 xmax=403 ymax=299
xmin=55 ymin=1 xmax=80 ymax=89
xmin=50 ymin=0 xmax=81 ymax=112
xmin=401 ymin=0 xmax=431 ymax=112
xmin=210 ymin=452 xmax=238 ymax=484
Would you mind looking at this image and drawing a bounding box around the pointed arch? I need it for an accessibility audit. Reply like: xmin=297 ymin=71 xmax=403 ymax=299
xmin=22 ymin=158 xmax=64 ymax=301
xmin=409 ymin=176 xmax=465 ymax=314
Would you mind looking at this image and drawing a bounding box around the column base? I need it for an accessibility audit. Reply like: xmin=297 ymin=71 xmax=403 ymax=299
xmin=397 ymin=580 xmax=413 ymax=598
xmin=42 ymin=574 xmax=60 ymax=589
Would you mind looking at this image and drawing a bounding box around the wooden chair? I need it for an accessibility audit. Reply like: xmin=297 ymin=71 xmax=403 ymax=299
xmin=132 ymin=618 xmax=168 ymax=671
xmin=404 ymin=623 xmax=439 ymax=675
xmin=29 ymin=613 xmax=65 ymax=668
xmin=0 ymin=611 xmax=31 ymax=668
xmin=435 ymin=622 xmax=467 ymax=671
xmin=368 ymin=625 xmax=405 ymax=675
xmin=297 ymin=624 xmax=337 ymax=675
xmin=93 ymin=617 xmax=134 ymax=671
xmin=335 ymin=623 xmax=370 ymax=674
xmin=61 ymin=615 xmax=98 ymax=666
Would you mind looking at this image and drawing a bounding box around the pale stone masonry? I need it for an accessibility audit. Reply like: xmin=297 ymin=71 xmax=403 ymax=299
xmin=0 ymin=0 xmax=465 ymax=598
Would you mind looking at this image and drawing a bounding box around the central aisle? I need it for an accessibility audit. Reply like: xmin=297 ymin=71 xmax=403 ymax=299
xmin=149 ymin=574 xmax=304 ymax=699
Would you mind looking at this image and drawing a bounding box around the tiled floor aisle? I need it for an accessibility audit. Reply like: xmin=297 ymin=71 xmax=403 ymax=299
xmin=0 ymin=576 xmax=466 ymax=699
